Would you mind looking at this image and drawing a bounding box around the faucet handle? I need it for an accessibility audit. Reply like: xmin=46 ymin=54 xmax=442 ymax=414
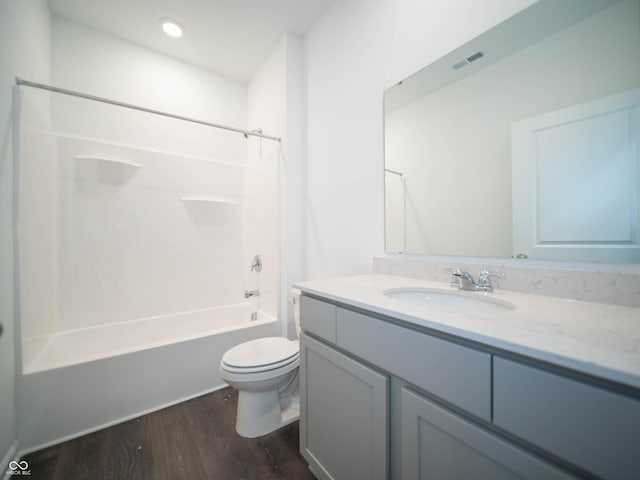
xmin=476 ymin=269 xmax=506 ymax=291
xmin=251 ymin=254 xmax=262 ymax=272
xmin=479 ymin=269 xmax=506 ymax=279
xmin=450 ymin=267 xmax=462 ymax=288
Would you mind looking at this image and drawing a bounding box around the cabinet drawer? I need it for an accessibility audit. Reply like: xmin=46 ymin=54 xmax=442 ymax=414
xmin=337 ymin=307 xmax=491 ymax=420
xmin=300 ymin=295 xmax=337 ymax=343
xmin=493 ymin=357 xmax=640 ymax=480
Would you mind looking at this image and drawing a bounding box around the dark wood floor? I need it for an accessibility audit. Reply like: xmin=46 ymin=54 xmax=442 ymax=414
xmin=23 ymin=387 xmax=315 ymax=480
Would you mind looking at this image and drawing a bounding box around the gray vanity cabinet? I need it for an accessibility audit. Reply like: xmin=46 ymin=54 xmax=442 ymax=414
xmin=299 ymin=294 xmax=637 ymax=480
xmin=299 ymin=332 xmax=389 ymax=480
xmin=401 ymin=388 xmax=575 ymax=480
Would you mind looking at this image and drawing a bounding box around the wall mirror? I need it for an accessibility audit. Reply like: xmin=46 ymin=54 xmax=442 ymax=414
xmin=384 ymin=0 xmax=640 ymax=262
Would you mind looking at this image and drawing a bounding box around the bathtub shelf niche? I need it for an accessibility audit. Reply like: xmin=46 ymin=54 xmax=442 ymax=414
xmin=181 ymin=196 xmax=236 ymax=225
xmin=74 ymin=155 xmax=141 ymax=185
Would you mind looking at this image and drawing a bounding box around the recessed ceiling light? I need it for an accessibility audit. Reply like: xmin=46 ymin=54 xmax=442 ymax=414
xmin=159 ymin=17 xmax=184 ymax=38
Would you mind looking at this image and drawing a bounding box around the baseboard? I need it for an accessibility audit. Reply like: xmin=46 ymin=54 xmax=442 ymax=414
xmin=18 ymin=383 xmax=228 ymax=456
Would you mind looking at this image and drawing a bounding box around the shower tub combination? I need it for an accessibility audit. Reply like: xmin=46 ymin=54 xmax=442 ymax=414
xmin=16 ymin=81 xmax=283 ymax=453
xmin=20 ymin=304 xmax=278 ymax=451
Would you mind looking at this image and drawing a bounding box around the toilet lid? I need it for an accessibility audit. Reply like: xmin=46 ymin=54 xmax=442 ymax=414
xmin=222 ymin=337 xmax=299 ymax=369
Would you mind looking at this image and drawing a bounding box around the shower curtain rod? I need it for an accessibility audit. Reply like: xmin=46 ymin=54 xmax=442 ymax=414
xmin=15 ymin=77 xmax=281 ymax=142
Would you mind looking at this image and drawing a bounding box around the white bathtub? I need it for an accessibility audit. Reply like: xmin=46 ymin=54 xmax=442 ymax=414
xmin=18 ymin=304 xmax=279 ymax=452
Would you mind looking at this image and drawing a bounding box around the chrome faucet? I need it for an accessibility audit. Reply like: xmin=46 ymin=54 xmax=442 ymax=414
xmin=451 ymin=268 xmax=476 ymax=291
xmin=451 ymin=268 xmax=505 ymax=293
xmin=244 ymin=289 xmax=260 ymax=298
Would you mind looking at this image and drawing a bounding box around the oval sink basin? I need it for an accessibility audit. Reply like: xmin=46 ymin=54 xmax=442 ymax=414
xmin=383 ymin=288 xmax=515 ymax=314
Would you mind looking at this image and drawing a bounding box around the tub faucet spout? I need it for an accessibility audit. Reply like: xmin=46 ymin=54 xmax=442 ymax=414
xmin=244 ymin=289 xmax=260 ymax=298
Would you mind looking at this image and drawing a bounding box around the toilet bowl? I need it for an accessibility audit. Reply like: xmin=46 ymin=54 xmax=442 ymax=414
xmin=220 ymin=290 xmax=301 ymax=438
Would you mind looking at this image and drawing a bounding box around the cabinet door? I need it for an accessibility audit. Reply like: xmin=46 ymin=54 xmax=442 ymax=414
xmin=300 ymin=333 xmax=388 ymax=480
xmin=401 ymin=388 xmax=576 ymax=480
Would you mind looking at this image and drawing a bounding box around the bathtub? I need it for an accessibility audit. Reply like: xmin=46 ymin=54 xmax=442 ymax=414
xmin=18 ymin=304 xmax=279 ymax=452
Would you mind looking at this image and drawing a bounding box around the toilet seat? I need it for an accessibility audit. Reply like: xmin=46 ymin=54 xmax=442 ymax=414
xmin=221 ymin=356 xmax=299 ymax=383
xmin=221 ymin=337 xmax=299 ymax=374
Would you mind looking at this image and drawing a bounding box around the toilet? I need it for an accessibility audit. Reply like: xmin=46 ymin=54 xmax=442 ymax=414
xmin=220 ymin=290 xmax=301 ymax=438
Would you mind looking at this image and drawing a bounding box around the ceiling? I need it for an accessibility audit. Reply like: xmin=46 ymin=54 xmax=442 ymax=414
xmin=47 ymin=0 xmax=334 ymax=83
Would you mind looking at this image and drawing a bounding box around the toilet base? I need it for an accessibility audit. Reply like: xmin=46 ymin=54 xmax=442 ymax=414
xmin=235 ymin=390 xmax=300 ymax=438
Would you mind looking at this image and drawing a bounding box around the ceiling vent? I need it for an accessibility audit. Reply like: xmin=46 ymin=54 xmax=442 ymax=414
xmin=452 ymin=51 xmax=485 ymax=70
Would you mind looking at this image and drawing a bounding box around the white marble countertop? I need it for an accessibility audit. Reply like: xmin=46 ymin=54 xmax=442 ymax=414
xmin=294 ymin=274 xmax=640 ymax=390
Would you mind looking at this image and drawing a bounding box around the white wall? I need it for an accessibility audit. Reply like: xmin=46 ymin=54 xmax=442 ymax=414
xmin=51 ymin=16 xmax=247 ymax=160
xmin=303 ymin=0 xmax=537 ymax=278
xmin=247 ymin=34 xmax=303 ymax=337
xmin=0 ymin=0 xmax=51 ymax=466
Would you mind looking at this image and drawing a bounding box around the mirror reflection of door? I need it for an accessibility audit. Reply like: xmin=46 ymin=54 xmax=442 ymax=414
xmin=512 ymin=89 xmax=640 ymax=262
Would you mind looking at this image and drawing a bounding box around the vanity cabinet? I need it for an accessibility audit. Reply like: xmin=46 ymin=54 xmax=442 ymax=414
xmin=299 ymin=293 xmax=639 ymax=480
xmin=401 ymin=388 xmax=575 ymax=480
xmin=299 ymin=332 xmax=388 ymax=480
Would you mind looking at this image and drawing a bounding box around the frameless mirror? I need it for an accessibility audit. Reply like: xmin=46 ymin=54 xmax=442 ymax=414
xmin=384 ymin=0 xmax=640 ymax=262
